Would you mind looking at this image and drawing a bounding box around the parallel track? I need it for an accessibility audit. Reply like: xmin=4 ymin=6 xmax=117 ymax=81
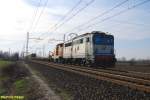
xmin=63 ymin=63 xmax=150 ymax=80
xmin=31 ymin=60 xmax=150 ymax=93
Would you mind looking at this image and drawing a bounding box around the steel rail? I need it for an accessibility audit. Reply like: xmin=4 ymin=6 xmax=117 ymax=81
xmin=70 ymin=64 xmax=150 ymax=80
xmin=40 ymin=61 xmax=150 ymax=86
xmin=71 ymin=64 xmax=150 ymax=80
xmin=30 ymin=60 xmax=150 ymax=93
xmin=32 ymin=60 xmax=150 ymax=85
xmin=40 ymin=60 xmax=150 ymax=80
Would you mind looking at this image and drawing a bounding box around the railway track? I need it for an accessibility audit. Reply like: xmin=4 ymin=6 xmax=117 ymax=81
xmin=64 ymin=63 xmax=150 ymax=80
xmin=30 ymin=60 xmax=150 ymax=93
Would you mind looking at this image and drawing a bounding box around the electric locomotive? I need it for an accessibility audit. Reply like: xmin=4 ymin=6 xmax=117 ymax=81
xmin=52 ymin=31 xmax=116 ymax=67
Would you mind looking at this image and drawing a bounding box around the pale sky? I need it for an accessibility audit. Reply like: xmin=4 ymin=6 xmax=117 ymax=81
xmin=0 ymin=0 xmax=150 ymax=60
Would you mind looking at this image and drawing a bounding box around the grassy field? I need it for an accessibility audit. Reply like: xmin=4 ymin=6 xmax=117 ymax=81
xmin=0 ymin=60 xmax=13 ymax=67
xmin=0 ymin=60 xmax=12 ymax=95
xmin=0 ymin=61 xmax=39 ymax=99
xmin=0 ymin=60 xmax=27 ymax=96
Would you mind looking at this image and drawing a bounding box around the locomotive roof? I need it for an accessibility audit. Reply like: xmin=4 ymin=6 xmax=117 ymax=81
xmin=72 ymin=31 xmax=107 ymax=39
xmin=64 ymin=31 xmax=112 ymax=43
xmin=56 ymin=43 xmax=63 ymax=46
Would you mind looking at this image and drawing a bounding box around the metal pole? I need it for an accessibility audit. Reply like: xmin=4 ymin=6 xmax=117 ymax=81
xmin=63 ymin=34 xmax=65 ymax=43
xmin=63 ymin=34 xmax=66 ymax=58
xmin=43 ymin=45 xmax=45 ymax=57
xmin=26 ymin=32 xmax=29 ymax=57
xmin=9 ymin=48 xmax=11 ymax=56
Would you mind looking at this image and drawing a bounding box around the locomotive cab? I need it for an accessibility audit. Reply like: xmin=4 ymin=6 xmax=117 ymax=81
xmin=92 ymin=31 xmax=116 ymax=67
xmin=52 ymin=43 xmax=64 ymax=63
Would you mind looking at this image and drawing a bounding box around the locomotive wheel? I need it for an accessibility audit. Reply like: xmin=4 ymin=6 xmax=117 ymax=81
xmin=85 ymin=60 xmax=92 ymax=67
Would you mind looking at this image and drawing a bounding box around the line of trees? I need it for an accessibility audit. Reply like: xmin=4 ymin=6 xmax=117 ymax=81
xmin=117 ymin=57 xmax=150 ymax=66
xmin=0 ymin=51 xmax=19 ymax=61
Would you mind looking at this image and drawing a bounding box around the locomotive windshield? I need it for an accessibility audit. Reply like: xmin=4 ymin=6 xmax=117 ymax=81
xmin=93 ymin=35 xmax=114 ymax=45
xmin=93 ymin=34 xmax=114 ymax=55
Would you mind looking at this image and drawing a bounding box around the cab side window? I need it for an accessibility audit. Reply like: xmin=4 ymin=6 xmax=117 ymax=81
xmin=86 ymin=37 xmax=89 ymax=42
xmin=80 ymin=39 xmax=83 ymax=43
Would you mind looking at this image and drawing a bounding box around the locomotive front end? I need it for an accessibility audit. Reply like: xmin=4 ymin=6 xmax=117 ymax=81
xmin=93 ymin=32 xmax=116 ymax=67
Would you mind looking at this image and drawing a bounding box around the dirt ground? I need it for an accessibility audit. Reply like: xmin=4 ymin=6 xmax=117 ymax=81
xmin=0 ymin=61 xmax=61 ymax=100
xmin=114 ymin=64 xmax=150 ymax=73
xmin=27 ymin=61 xmax=150 ymax=100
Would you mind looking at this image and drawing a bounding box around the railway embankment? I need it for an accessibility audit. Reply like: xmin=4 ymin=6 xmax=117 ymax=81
xmin=27 ymin=61 xmax=150 ymax=100
xmin=0 ymin=60 xmax=61 ymax=100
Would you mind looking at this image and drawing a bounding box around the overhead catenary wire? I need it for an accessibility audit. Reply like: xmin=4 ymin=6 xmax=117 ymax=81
xmin=29 ymin=0 xmax=150 ymax=55
xmin=37 ymin=0 xmax=95 ymax=40
xmin=40 ymin=0 xmax=95 ymax=39
xmin=28 ymin=0 xmax=42 ymax=32
xmin=35 ymin=0 xmax=137 ymax=44
xmin=74 ymin=0 xmax=150 ymax=33
xmin=110 ymin=19 xmax=150 ymax=27
xmin=25 ymin=0 xmax=49 ymax=56
xmin=53 ymin=0 xmax=95 ymax=31
xmin=38 ymin=0 xmax=128 ymax=42
xmin=49 ymin=0 xmax=83 ymax=30
xmin=38 ymin=0 xmax=83 ymax=38
xmin=32 ymin=0 xmax=49 ymax=33
xmin=65 ymin=0 xmax=129 ymax=33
